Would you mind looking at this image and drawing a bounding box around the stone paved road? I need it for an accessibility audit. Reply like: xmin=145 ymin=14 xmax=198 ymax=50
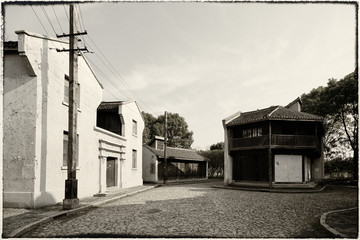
xmin=21 ymin=182 xmax=357 ymax=238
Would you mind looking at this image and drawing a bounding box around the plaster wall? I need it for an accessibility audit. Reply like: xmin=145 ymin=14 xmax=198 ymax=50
xmin=4 ymin=31 xmax=103 ymax=208
xmin=94 ymin=127 xmax=127 ymax=192
xmin=118 ymin=102 xmax=144 ymax=188
xmin=142 ymin=147 xmax=158 ymax=183
xmin=3 ymin=54 xmax=38 ymax=207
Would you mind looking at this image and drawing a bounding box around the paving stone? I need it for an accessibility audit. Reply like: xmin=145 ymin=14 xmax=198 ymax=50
xmin=20 ymin=182 xmax=357 ymax=238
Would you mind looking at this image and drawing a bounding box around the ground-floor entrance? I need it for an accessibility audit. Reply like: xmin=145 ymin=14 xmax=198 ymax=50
xmin=106 ymin=157 xmax=117 ymax=187
xmin=232 ymin=150 xmax=269 ymax=181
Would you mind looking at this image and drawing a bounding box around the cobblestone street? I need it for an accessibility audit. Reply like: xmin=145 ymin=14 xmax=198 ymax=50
xmin=21 ymin=182 xmax=357 ymax=238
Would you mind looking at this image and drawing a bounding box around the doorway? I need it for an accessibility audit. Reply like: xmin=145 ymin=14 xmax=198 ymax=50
xmin=274 ymin=155 xmax=302 ymax=182
xmin=106 ymin=157 xmax=116 ymax=187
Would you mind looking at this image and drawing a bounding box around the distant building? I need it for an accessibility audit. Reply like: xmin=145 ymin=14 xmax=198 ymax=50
xmin=223 ymin=98 xmax=324 ymax=187
xmin=143 ymin=136 xmax=208 ymax=183
xmin=3 ymin=31 xmax=144 ymax=208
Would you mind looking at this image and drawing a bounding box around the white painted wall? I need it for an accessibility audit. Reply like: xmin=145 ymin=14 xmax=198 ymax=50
xmin=3 ymin=53 xmax=38 ymax=207
xmin=274 ymin=155 xmax=302 ymax=183
xmin=4 ymin=31 xmax=144 ymax=208
xmin=118 ymin=102 xmax=144 ymax=188
xmin=3 ymin=32 xmax=97 ymax=207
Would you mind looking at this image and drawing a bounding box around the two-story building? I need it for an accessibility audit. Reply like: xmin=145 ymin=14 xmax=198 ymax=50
xmin=3 ymin=30 xmax=144 ymax=208
xmin=223 ymin=98 xmax=324 ymax=187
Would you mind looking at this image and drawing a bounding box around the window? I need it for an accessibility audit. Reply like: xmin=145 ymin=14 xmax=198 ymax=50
xmin=132 ymin=120 xmax=137 ymax=136
xmin=132 ymin=150 xmax=137 ymax=169
xmin=64 ymin=75 xmax=80 ymax=107
xmin=63 ymin=131 xmax=79 ymax=167
xmin=242 ymin=127 xmax=262 ymax=138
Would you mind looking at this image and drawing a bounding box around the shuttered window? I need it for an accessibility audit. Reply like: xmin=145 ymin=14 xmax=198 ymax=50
xmin=132 ymin=150 xmax=137 ymax=169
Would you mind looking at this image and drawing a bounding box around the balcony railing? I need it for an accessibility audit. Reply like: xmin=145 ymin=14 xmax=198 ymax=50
xmin=231 ymin=134 xmax=318 ymax=149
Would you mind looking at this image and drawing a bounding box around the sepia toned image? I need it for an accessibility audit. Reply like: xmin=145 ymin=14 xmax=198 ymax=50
xmin=1 ymin=0 xmax=358 ymax=238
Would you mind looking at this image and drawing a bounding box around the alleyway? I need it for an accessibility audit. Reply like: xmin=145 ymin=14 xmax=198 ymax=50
xmin=21 ymin=182 xmax=357 ymax=238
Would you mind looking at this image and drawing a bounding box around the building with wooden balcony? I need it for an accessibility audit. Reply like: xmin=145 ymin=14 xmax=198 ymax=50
xmin=223 ymin=98 xmax=324 ymax=187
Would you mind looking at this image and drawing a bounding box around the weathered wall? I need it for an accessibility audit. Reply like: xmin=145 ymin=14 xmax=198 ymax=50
xmin=142 ymin=147 xmax=158 ymax=183
xmin=3 ymin=53 xmax=38 ymax=207
xmin=4 ymin=31 xmax=103 ymax=208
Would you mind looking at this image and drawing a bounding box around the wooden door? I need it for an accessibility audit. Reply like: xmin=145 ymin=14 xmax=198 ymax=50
xmin=106 ymin=158 xmax=116 ymax=187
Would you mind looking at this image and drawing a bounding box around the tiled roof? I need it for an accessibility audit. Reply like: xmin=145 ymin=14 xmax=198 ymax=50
xmin=144 ymin=145 xmax=208 ymax=162
xmin=97 ymin=101 xmax=123 ymax=111
xmin=226 ymin=106 xmax=323 ymax=126
xmin=4 ymin=41 xmax=18 ymax=50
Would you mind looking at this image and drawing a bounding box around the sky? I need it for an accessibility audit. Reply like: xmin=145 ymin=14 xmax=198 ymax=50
xmin=3 ymin=1 xmax=357 ymax=150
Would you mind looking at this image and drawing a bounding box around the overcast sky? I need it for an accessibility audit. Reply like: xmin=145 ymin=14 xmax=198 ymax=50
xmin=3 ymin=1 xmax=356 ymax=150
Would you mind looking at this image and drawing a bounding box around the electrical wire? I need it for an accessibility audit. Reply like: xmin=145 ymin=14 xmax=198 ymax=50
xmin=52 ymin=5 xmax=65 ymax=34
xmin=40 ymin=5 xmax=57 ymax=36
xmin=85 ymin=34 xmax=158 ymax=115
xmin=31 ymin=5 xmax=49 ymax=36
xmin=63 ymin=4 xmax=69 ymax=22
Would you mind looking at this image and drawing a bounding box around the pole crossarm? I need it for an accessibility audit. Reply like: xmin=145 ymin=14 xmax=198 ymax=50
xmin=57 ymin=31 xmax=87 ymax=38
xmin=56 ymin=47 xmax=89 ymax=52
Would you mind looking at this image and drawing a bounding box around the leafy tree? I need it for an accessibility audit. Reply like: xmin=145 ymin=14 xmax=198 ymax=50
xmin=142 ymin=111 xmax=157 ymax=144
xmin=199 ymin=149 xmax=224 ymax=177
xmin=325 ymin=157 xmax=354 ymax=178
xmin=210 ymin=142 xmax=224 ymax=150
xmin=142 ymin=112 xmax=194 ymax=149
xmin=301 ymin=71 xmax=358 ymax=179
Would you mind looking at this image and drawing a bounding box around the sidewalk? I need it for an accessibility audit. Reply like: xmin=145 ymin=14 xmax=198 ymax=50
xmin=320 ymin=207 xmax=358 ymax=238
xmin=2 ymin=184 xmax=156 ymax=238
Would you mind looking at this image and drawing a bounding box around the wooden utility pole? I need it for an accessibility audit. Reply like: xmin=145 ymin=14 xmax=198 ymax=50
xmin=63 ymin=4 xmax=80 ymax=210
xmin=163 ymin=111 xmax=168 ymax=184
xmin=268 ymin=121 xmax=273 ymax=189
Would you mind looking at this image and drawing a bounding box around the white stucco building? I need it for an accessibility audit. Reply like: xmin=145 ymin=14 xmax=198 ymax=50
xmin=3 ymin=31 xmax=144 ymax=208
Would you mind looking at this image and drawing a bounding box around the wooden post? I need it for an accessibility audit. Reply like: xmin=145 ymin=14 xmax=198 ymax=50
xmin=163 ymin=111 xmax=168 ymax=184
xmin=63 ymin=4 xmax=79 ymax=210
xmin=268 ymin=121 xmax=273 ymax=189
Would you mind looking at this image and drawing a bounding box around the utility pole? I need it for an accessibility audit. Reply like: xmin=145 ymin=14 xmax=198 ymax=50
xmin=60 ymin=4 xmax=86 ymax=210
xmin=163 ymin=111 xmax=168 ymax=184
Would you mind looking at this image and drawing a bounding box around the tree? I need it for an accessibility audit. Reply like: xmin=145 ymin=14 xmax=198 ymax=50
xmin=142 ymin=111 xmax=157 ymax=144
xmin=210 ymin=142 xmax=224 ymax=150
xmin=199 ymin=149 xmax=224 ymax=177
xmin=142 ymin=112 xmax=194 ymax=149
xmin=301 ymin=71 xmax=358 ymax=179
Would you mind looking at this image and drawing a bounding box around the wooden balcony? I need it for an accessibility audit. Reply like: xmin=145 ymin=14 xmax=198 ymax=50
xmin=231 ymin=134 xmax=318 ymax=150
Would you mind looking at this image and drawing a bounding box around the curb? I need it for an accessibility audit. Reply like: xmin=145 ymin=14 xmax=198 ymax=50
xmin=319 ymin=207 xmax=358 ymax=238
xmin=211 ymin=185 xmax=326 ymax=193
xmin=7 ymin=185 xmax=155 ymax=238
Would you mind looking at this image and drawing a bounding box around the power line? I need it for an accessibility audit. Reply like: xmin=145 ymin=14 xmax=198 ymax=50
xmin=31 ymin=5 xmax=49 ymax=36
xmin=75 ymin=5 xmax=87 ymax=47
xmin=40 ymin=6 xmax=57 ymax=36
xmin=78 ymin=5 xmax=86 ymax=31
xmin=52 ymin=5 xmax=65 ymax=34
xmin=85 ymin=34 xmax=157 ymax=114
xmin=86 ymin=56 xmax=132 ymax=99
xmin=63 ymin=4 xmax=69 ymax=22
